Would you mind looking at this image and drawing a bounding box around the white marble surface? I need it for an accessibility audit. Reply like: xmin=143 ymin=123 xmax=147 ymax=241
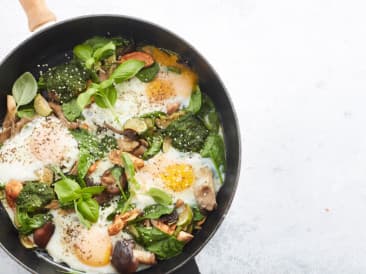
xmin=2 ymin=0 xmax=366 ymax=273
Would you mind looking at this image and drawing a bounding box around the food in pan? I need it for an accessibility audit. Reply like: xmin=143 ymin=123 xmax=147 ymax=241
xmin=0 ymin=36 xmax=225 ymax=273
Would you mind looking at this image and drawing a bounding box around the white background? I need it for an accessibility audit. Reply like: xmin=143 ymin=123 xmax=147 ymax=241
xmin=1 ymin=0 xmax=366 ymax=273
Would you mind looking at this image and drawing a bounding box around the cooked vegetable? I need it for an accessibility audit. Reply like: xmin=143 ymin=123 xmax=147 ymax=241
xmin=38 ymin=61 xmax=90 ymax=103
xmin=34 ymin=94 xmax=52 ymax=116
xmin=12 ymin=72 xmax=37 ymax=109
xmin=61 ymin=99 xmax=82 ymax=121
xmin=192 ymin=206 xmax=205 ymax=222
xmin=33 ymin=222 xmax=55 ymax=248
xmin=142 ymin=134 xmax=163 ymax=160
xmin=134 ymin=226 xmax=184 ymax=259
xmin=139 ymin=204 xmax=174 ymax=220
xmin=197 ymin=93 xmax=220 ymax=132
xmin=121 ymin=152 xmax=140 ymax=189
xmin=16 ymin=182 xmax=55 ymax=213
xmin=164 ymin=114 xmax=208 ymax=153
xmin=124 ymin=118 xmax=148 ymax=135
xmin=146 ymin=188 xmax=172 ymax=206
xmin=186 ymin=86 xmax=202 ymax=114
xmin=15 ymin=208 xmax=52 ymax=235
xmin=200 ymin=133 xmax=225 ymax=183
xmin=177 ymin=204 xmax=193 ymax=227
xmin=119 ymin=51 xmax=154 ymax=67
xmin=17 ymin=104 xmax=35 ymax=119
xmin=111 ymin=240 xmax=138 ymax=274
xmin=136 ymin=62 xmax=160 ymax=82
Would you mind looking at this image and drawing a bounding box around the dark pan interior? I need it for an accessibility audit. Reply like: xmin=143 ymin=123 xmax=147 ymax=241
xmin=0 ymin=15 xmax=241 ymax=274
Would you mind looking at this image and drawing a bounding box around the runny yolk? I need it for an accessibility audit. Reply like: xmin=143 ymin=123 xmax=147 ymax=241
xmin=160 ymin=164 xmax=195 ymax=192
xmin=146 ymin=79 xmax=176 ymax=102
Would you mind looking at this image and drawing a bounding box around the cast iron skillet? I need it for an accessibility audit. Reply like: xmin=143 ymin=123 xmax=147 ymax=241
xmin=0 ymin=12 xmax=241 ymax=274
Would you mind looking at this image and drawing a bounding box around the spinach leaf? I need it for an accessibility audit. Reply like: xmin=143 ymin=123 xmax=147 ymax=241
xmin=192 ymin=206 xmax=205 ymax=222
xmin=146 ymin=236 xmax=184 ymax=260
xmin=200 ymin=133 xmax=225 ymax=183
xmin=143 ymin=134 xmax=163 ymax=160
xmin=197 ymin=93 xmax=220 ymax=133
xmin=12 ymin=72 xmax=37 ymax=108
xmin=62 ymin=99 xmax=82 ymax=121
xmin=16 ymin=182 xmax=55 ymax=213
xmin=186 ymin=86 xmax=202 ymax=114
xmin=111 ymin=60 xmax=145 ymax=83
xmin=15 ymin=209 xmax=52 ymax=235
xmin=136 ymin=62 xmax=160 ymax=82
xmin=17 ymin=105 xmax=35 ymax=118
xmin=134 ymin=226 xmax=184 ymax=259
xmin=139 ymin=204 xmax=174 ymax=220
xmin=146 ymin=188 xmax=172 ymax=206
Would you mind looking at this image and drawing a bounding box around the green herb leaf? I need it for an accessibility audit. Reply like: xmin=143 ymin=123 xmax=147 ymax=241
xmin=76 ymin=197 xmax=99 ymax=223
xmin=74 ymin=200 xmax=91 ymax=228
xmin=136 ymin=62 xmax=160 ymax=82
xmin=186 ymin=86 xmax=202 ymax=114
xmin=94 ymin=86 xmax=117 ymax=109
xmin=167 ymin=66 xmax=181 ymax=74
xmin=200 ymin=133 xmax=225 ymax=183
xmin=146 ymin=188 xmax=172 ymax=206
xmin=16 ymin=182 xmax=55 ymax=213
xmin=54 ymin=178 xmax=81 ymax=204
xmin=121 ymin=152 xmax=140 ymax=189
xmin=80 ymin=186 xmax=105 ymax=195
xmin=197 ymin=93 xmax=220 ymax=132
xmin=77 ymin=84 xmax=99 ymax=109
xmin=143 ymin=134 xmax=163 ymax=160
xmin=192 ymin=206 xmax=205 ymax=222
xmin=146 ymin=236 xmax=184 ymax=260
xmin=111 ymin=60 xmax=145 ymax=83
xmin=62 ymin=99 xmax=82 ymax=121
xmin=73 ymin=44 xmax=93 ymax=65
xmin=12 ymin=72 xmax=37 ymax=107
xmin=93 ymin=41 xmax=116 ymax=61
xmin=140 ymin=204 xmax=174 ymax=220
xmin=15 ymin=208 xmax=52 ymax=235
xmin=17 ymin=105 xmax=35 ymax=118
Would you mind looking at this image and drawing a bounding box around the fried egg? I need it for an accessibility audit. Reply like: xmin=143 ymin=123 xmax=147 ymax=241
xmin=133 ymin=148 xmax=221 ymax=209
xmin=82 ymin=56 xmax=197 ymax=130
xmin=0 ymin=116 xmax=79 ymax=183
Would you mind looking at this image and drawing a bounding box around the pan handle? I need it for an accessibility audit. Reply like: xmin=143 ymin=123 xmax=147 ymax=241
xmin=173 ymin=258 xmax=200 ymax=274
xmin=19 ymin=0 xmax=56 ymax=32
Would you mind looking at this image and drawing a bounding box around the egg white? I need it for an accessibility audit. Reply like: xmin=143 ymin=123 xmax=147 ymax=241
xmin=0 ymin=116 xmax=79 ymax=183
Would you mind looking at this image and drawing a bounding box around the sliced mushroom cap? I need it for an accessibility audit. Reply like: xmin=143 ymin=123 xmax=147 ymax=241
xmin=117 ymin=137 xmax=140 ymax=152
xmin=193 ymin=167 xmax=217 ymax=211
xmin=177 ymin=231 xmax=194 ymax=243
xmin=101 ymin=168 xmax=127 ymax=195
xmin=3 ymin=95 xmax=17 ymax=129
xmin=111 ymin=240 xmax=138 ymax=274
xmin=133 ymin=249 xmax=156 ymax=265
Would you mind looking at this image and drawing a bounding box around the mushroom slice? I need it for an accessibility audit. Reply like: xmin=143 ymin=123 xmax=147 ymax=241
xmin=108 ymin=209 xmax=141 ymax=236
xmin=117 ymin=137 xmax=140 ymax=152
xmin=133 ymin=249 xmax=156 ymax=265
xmin=151 ymin=219 xmax=175 ymax=235
xmin=3 ymin=95 xmax=17 ymax=129
xmin=111 ymin=240 xmax=139 ymax=274
xmin=193 ymin=167 xmax=217 ymax=211
xmin=177 ymin=231 xmax=194 ymax=243
xmin=109 ymin=150 xmax=144 ymax=169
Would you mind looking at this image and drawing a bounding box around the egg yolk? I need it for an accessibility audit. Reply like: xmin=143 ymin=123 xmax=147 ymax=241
xmin=73 ymin=226 xmax=112 ymax=267
xmin=160 ymin=164 xmax=195 ymax=192
xmin=146 ymin=79 xmax=175 ymax=102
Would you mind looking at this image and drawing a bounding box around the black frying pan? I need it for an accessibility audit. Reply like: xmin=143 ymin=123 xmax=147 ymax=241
xmin=0 ymin=4 xmax=241 ymax=274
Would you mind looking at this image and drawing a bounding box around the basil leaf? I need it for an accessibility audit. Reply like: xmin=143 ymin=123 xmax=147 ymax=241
xmin=93 ymin=41 xmax=116 ymax=61
xmin=186 ymin=86 xmax=202 ymax=114
xmin=81 ymin=186 xmax=105 ymax=195
xmin=73 ymin=44 xmax=93 ymax=62
xmin=77 ymin=152 xmax=93 ymax=182
xmin=74 ymin=200 xmax=91 ymax=228
xmin=54 ymin=178 xmax=81 ymax=203
xmin=146 ymin=188 xmax=172 ymax=206
xmin=200 ymin=133 xmax=225 ymax=183
xmin=111 ymin=60 xmax=145 ymax=83
xmin=62 ymin=99 xmax=82 ymax=121
xmin=12 ymin=72 xmax=37 ymax=107
xmin=140 ymin=204 xmax=174 ymax=220
xmin=77 ymin=84 xmax=99 ymax=109
xmin=76 ymin=197 xmax=99 ymax=223
xmin=95 ymin=86 xmax=117 ymax=109
xmin=136 ymin=62 xmax=160 ymax=82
